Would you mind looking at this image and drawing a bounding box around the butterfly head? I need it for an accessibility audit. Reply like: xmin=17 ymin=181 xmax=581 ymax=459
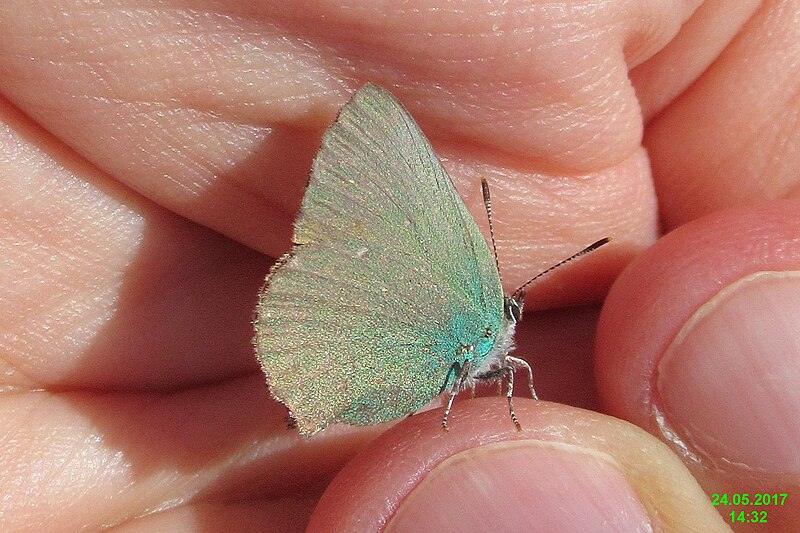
xmin=503 ymin=291 xmax=525 ymax=325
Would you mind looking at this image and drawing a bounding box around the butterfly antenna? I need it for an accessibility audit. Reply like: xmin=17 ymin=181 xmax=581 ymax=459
xmin=481 ymin=179 xmax=503 ymax=281
xmin=511 ymin=237 xmax=611 ymax=299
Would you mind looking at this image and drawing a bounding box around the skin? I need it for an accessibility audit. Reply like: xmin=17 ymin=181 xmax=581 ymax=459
xmin=1 ymin=0 xmax=798 ymax=531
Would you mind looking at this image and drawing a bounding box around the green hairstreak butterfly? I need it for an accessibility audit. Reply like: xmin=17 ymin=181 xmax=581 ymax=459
xmin=254 ymin=83 xmax=609 ymax=436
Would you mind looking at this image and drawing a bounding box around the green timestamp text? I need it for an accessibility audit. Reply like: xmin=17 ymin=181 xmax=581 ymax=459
xmin=729 ymin=510 xmax=768 ymax=524
xmin=711 ymin=493 xmax=787 ymax=506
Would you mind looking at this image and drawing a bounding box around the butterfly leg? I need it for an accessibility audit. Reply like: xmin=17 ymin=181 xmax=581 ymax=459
xmin=475 ymin=364 xmax=522 ymax=432
xmin=505 ymin=355 xmax=538 ymax=400
xmin=468 ymin=379 xmax=477 ymax=399
xmin=441 ymin=360 xmax=472 ymax=432
xmin=502 ymin=366 xmax=522 ymax=432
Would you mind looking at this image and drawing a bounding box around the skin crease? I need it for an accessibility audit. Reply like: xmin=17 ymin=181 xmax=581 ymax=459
xmin=1 ymin=0 xmax=799 ymax=531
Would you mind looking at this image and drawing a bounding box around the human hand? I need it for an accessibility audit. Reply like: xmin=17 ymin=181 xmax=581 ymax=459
xmin=1 ymin=1 xmax=798 ymax=531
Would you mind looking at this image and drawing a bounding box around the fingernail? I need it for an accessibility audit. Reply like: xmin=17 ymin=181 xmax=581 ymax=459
xmin=385 ymin=441 xmax=652 ymax=533
xmin=658 ymin=271 xmax=800 ymax=473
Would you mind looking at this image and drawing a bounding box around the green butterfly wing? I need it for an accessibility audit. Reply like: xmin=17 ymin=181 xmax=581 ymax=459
xmin=254 ymin=84 xmax=504 ymax=435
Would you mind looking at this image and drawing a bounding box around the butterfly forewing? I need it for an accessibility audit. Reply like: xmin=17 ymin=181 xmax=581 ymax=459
xmin=254 ymin=84 xmax=503 ymax=435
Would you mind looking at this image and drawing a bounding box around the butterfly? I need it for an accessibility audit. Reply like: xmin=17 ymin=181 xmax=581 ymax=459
xmin=254 ymin=83 xmax=609 ymax=436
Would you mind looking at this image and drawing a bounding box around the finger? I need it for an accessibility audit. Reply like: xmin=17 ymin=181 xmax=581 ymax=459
xmin=0 ymin=375 xmax=378 ymax=530
xmin=109 ymin=500 xmax=316 ymax=533
xmin=643 ymin=1 xmax=800 ymax=228
xmin=596 ymin=201 xmax=800 ymax=531
xmin=307 ymin=398 xmax=729 ymax=532
xmin=631 ymin=0 xmax=762 ymax=120
xmin=0 ymin=100 xmax=263 ymax=390
xmin=0 ymin=0 xmax=691 ymax=258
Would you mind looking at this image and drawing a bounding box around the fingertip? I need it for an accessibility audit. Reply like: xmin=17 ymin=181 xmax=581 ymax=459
xmin=597 ymin=200 xmax=800 ymax=424
xmin=307 ymin=398 xmax=726 ymax=532
xmin=596 ymin=200 xmax=800 ymax=530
